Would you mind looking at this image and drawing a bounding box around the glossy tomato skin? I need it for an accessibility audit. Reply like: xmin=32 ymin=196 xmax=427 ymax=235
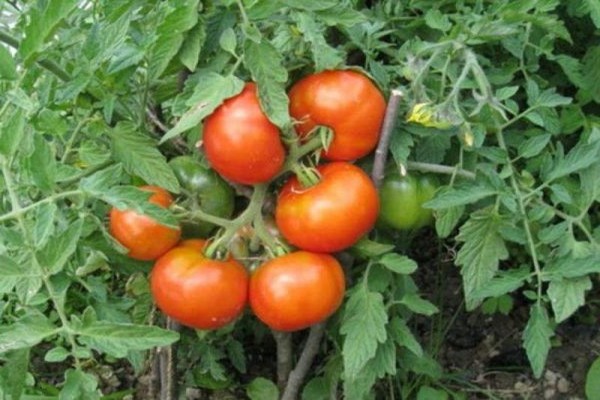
xmin=289 ymin=70 xmax=386 ymax=161
xmin=249 ymin=251 xmax=345 ymax=332
xmin=169 ymin=155 xmax=235 ymax=237
xmin=275 ymin=162 xmax=379 ymax=253
xmin=378 ymin=171 xmax=439 ymax=231
xmin=150 ymin=239 xmax=249 ymax=330
xmin=203 ymin=83 xmax=285 ymax=185
xmin=109 ymin=185 xmax=181 ymax=261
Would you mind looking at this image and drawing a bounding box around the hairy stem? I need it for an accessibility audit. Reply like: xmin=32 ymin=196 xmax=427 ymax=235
xmin=406 ymin=161 xmax=475 ymax=180
xmin=281 ymin=323 xmax=327 ymax=400
xmin=495 ymin=130 xmax=543 ymax=301
xmin=372 ymin=89 xmax=404 ymax=188
xmin=273 ymin=330 xmax=293 ymax=390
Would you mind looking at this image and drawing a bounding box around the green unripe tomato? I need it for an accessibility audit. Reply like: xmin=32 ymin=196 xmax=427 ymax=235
xmin=378 ymin=171 xmax=439 ymax=231
xmin=169 ymin=156 xmax=235 ymax=238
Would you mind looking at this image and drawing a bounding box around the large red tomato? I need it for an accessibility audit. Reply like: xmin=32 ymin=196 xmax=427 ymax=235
xmin=203 ymin=83 xmax=286 ymax=185
xmin=150 ymin=239 xmax=249 ymax=330
xmin=275 ymin=162 xmax=379 ymax=253
xmin=288 ymin=70 xmax=386 ymax=161
xmin=249 ymin=251 xmax=345 ymax=332
xmin=109 ymin=185 xmax=181 ymax=261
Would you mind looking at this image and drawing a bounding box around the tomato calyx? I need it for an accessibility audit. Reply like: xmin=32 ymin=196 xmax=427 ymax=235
xmin=290 ymin=163 xmax=321 ymax=190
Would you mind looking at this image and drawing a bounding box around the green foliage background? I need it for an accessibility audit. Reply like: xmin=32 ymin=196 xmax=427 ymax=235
xmin=0 ymin=0 xmax=599 ymax=399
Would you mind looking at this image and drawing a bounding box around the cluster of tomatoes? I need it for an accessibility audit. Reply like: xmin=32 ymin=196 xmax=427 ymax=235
xmin=109 ymin=70 xmax=435 ymax=333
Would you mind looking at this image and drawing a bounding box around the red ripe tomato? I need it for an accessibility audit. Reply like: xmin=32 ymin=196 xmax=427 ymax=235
xmin=203 ymin=83 xmax=286 ymax=185
xmin=275 ymin=162 xmax=379 ymax=253
xmin=150 ymin=239 xmax=249 ymax=330
xmin=109 ymin=185 xmax=181 ymax=261
xmin=249 ymin=251 xmax=345 ymax=332
xmin=288 ymin=70 xmax=386 ymax=161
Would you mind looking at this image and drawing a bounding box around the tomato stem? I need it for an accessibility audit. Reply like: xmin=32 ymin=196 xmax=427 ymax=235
xmin=204 ymin=184 xmax=268 ymax=259
xmin=372 ymin=89 xmax=404 ymax=189
xmin=291 ymin=164 xmax=321 ymax=189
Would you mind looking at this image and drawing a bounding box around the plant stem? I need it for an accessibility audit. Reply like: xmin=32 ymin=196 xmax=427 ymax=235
xmin=372 ymin=89 xmax=403 ymax=188
xmin=204 ymin=184 xmax=268 ymax=258
xmin=0 ymin=30 xmax=71 ymax=82
xmin=406 ymin=161 xmax=475 ymax=180
xmin=61 ymin=113 xmax=93 ymax=163
xmin=235 ymin=0 xmax=251 ymax=25
xmin=1 ymin=161 xmax=81 ymax=368
xmin=495 ymin=130 xmax=544 ymax=301
xmin=281 ymin=322 xmax=327 ymax=400
xmin=159 ymin=318 xmax=180 ymax=400
xmin=273 ymin=330 xmax=293 ymax=390
xmin=0 ymin=190 xmax=83 ymax=223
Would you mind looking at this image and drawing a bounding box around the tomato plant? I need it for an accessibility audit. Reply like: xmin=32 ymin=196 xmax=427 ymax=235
xmin=275 ymin=162 xmax=379 ymax=253
xmin=203 ymin=83 xmax=286 ymax=185
xmin=249 ymin=251 xmax=345 ymax=332
xmin=109 ymin=185 xmax=181 ymax=261
xmin=169 ymin=155 xmax=235 ymax=237
xmin=378 ymin=170 xmax=439 ymax=231
xmin=289 ymin=69 xmax=386 ymax=161
xmin=150 ymin=239 xmax=249 ymax=330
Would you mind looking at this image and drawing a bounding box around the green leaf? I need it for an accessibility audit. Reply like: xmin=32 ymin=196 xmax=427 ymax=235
xmin=584 ymin=0 xmax=600 ymax=28
xmin=0 ymin=315 xmax=59 ymax=353
xmin=219 ymin=27 xmax=237 ymax=55
xmin=544 ymin=140 xmax=600 ymax=182
xmin=314 ymin=7 xmax=367 ymax=26
xmin=585 ymin=357 xmax=600 ymax=400
xmin=44 ymin=346 xmax=71 ymax=363
xmin=425 ymin=9 xmax=452 ymax=32
xmin=79 ymin=164 xmax=124 ymax=193
xmin=36 ymin=219 xmax=83 ymax=275
xmin=400 ymin=348 xmax=443 ymax=379
xmin=417 ymin=386 xmax=449 ymax=400
xmin=470 ymin=267 xmax=530 ymax=300
xmin=0 ymin=108 xmax=25 ymax=159
xmin=389 ymin=128 xmax=415 ymax=167
xmin=340 ymin=286 xmax=388 ymax=378
xmin=25 ymin=135 xmax=56 ymax=191
xmin=83 ymin=12 xmax=132 ymax=66
xmin=302 ymin=377 xmax=331 ymax=400
xmin=378 ymin=253 xmax=417 ymax=274
xmin=76 ymin=322 xmax=179 ymax=358
xmin=59 ymin=369 xmax=100 ymax=400
xmin=244 ymin=40 xmax=290 ymax=128
xmin=399 ymin=293 xmax=439 ymax=316
xmin=547 ymin=277 xmax=592 ymax=323
xmin=2 ymin=348 xmax=30 ymax=400
xmin=343 ymin=337 xmax=396 ymax=400
xmin=0 ymin=255 xmax=39 ymax=294
xmin=179 ymin=22 xmax=206 ymax=71
xmin=456 ymin=209 xmax=509 ymax=310
xmin=246 ymin=378 xmax=279 ymax=400
xmin=582 ymin=46 xmax=600 ymax=103
xmin=147 ymin=0 xmax=200 ymax=80
xmin=0 ymin=45 xmax=17 ymax=80
xmin=530 ymin=88 xmax=571 ymax=108
xmin=291 ymin=11 xmax=344 ymax=72
xmin=350 ymin=238 xmax=395 ymax=258
xmin=523 ymin=303 xmax=553 ymax=378
xmin=389 ymin=317 xmax=423 ymax=357
xmin=19 ymin=0 xmax=79 ymax=63
xmin=435 ymin=206 xmax=465 ymax=238
xmin=518 ymin=134 xmax=552 ymax=159
xmin=32 ymin=202 xmax=57 ymax=247
xmin=161 ymin=72 xmax=244 ymax=143
xmin=87 ymin=185 xmax=178 ymax=227
xmin=110 ymin=122 xmax=180 ymax=193
xmin=424 ymin=183 xmax=497 ymax=210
